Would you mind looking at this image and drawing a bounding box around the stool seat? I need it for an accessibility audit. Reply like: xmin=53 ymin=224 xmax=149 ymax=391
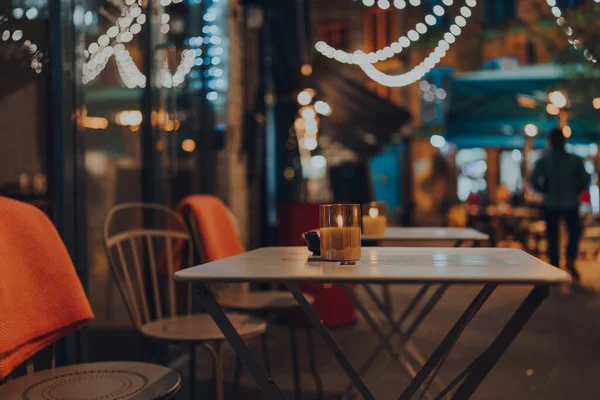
xmin=218 ymin=291 xmax=314 ymax=311
xmin=1 ymin=362 xmax=180 ymax=400
xmin=141 ymin=313 xmax=266 ymax=342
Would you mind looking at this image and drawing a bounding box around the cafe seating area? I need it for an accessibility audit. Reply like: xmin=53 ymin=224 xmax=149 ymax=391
xmin=3 ymin=194 xmax=600 ymax=399
xmin=4 ymin=0 xmax=600 ymax=398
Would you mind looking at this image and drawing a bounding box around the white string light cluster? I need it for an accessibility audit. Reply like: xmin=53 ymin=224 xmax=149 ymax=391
xmin=82 ymin=0 xmax=192 ymax=88
xmin=315 ymin=0 xmax=477 ymax=87
xmin=420 ymin=80 xmax=446 ymax=102
xmin=114 ymin=45 xmax=146 ymax=88
xmin=1 ymin=24 xmax=45 ymax=73
xmin=546 ymin=0 xmax=598 ymax=64
xmin=294 ymin=89 xmax=333 ymax=153
xmin=361 ymin=0 xmax=423 ymax=10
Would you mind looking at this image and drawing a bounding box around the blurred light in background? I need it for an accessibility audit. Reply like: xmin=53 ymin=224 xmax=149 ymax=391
xmin=517 ymin=95 xmax=537 ymax=109
xmin=294 ymin=118 xmax=305 ymax=131
xmin=301 ymin=64 xmax=313 ymax=76
xmin=430 ymin=134 xmax=446 ymax=148
xmin=283 ymin=167 xmax=295 ymax=180
xmin=524 ymin=123 xmax=538 ymax=137
xmin=115 ymin=110 xmax=142 ymax=126
xmin=314 ymin=100 xmax=332 ymax=116
xmin=311 ymin=155 xmax=327 ymax=169
xmin=562 ymin=125 xmax=572 ymax=138
xmin=546 ymin=103 xmax=560 ymax=115
xmin=297 ymin=90 xmax=313 ymax=106
xmin=303 ymin=137 xmax=318 ymax=151
xmin=548 ymin=90 xmax=567 ymax=108
xmin=512 ymin=149 xmax=522 ymax=162
xmin=181 ymin=139 xmax=196 ymax=152
xmin=82 ymin=116 xmax=109 ymax=130
xmin=300 ymin=106 xmax=316 ymax=120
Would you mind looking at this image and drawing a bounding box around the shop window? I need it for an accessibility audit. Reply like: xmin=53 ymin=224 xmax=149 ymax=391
xmin=318 ymin=20 xmax=349 ymax=51
xmin=482 ymin=0 xmax=516 ymax=25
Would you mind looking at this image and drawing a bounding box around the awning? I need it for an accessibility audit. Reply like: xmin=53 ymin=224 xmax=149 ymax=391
xmin=446 ymin=64 xmax=599 ymax=148
xmin=308 ymin=60 xmax=411 ymax=157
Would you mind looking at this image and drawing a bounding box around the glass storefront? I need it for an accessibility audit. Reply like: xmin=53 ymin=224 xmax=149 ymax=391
xmin=0 ymin=0 xmax=229 ymax=362
xmin=76 ymin=0 xmax=230 ymax=356
xmin=0 ymin=0 xmax=50 ymax=209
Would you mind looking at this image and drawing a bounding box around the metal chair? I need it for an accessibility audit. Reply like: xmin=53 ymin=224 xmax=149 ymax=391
xmin=1 ymin=202 xmax=181 ymax=400
xmin=104 ymin=203 xmax=267 ymax=400
xmin=1 ymin=356 xmax=181 ymax=400
xmin=183 ymin=200 xmax=323 ymax=399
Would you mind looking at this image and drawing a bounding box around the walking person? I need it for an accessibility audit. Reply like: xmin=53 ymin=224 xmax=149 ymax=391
xmin=531 ymin=128 xmax=591 ymax=281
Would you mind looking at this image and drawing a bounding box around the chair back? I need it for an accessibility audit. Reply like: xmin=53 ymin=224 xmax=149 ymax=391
xmin=177 ymin=195 xmax=245 ymax=263
xmin=104 ymin=203 xmax=194 ymax=329
xmin=180 ymin=195 xmax=251 ymax=294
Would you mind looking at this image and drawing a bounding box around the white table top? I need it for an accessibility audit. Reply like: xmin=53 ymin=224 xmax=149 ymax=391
xmin=175 ymin=247 xmax=569 ymax=285
xmin=362 ymin=227 xmax=489 ymax=242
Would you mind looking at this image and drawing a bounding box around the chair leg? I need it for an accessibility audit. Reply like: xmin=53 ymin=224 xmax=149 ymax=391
xmin=189 ymin=345 xmax=196 ymax=400
xmin=306 ymin=327 xmax=323 ymax=400
xmin=205 ymin=343 xmax=225 ymax=400
xmin=261 ymin=332 xmax=272 ymax=376
xmin=288 ymin=321 xmax=302 ymax=400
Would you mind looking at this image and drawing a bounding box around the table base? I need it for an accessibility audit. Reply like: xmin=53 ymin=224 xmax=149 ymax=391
xmin=194 ymin=282 xmax=549 ymax=400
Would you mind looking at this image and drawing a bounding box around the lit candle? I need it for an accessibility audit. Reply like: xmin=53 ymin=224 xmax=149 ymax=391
xmin=362 ymin=206 xmax=387 ymax=235
xmin=320 ymin=208 xmax=361 ymax=261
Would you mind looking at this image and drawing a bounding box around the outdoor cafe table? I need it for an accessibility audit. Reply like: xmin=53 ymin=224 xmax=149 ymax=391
xmin=175 ymin=246 xmax=569 ymax=400
xmin=362 ymin=227 xmax=489 ymax=247
xmin=358 ymin=227 xmax=490 ymax=397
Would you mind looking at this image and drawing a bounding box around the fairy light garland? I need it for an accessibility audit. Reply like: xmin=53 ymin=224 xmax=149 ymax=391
xmin=316 ymin=0 xmax=477 ymax=87
xmin=547 ymin=0 xmax=599 ymax=64
xmin=1 ymin=15 xmax=46 ymax=73
xmin=82 ymin=0 xmax=192 ymax=88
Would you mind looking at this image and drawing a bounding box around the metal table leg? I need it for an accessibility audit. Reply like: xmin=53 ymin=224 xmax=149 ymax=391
xmin=340 ymin=285 xmax=447 ymax=398
xmin=450 ymin=285 xmax=549 ymax=399
xmin=285 ymin=282 xmax=376 ymax=400
xmin=399 ymin=284 xmax=497 ymax=400
xmin=194 ymin=284 xmax=285 ymax=400
xmin=400 ymin=284 xmax=549 ymax=400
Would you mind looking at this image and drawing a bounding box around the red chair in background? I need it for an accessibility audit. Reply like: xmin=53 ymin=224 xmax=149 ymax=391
xmin=278 ymin=202 xmax=356 ymax=327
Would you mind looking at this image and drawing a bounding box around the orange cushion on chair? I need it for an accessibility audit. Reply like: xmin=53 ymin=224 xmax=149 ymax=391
xmin=0 ymin=197 xmax=94 ymax=379
xmin=177 ymin=195 xmax=245 ymax=263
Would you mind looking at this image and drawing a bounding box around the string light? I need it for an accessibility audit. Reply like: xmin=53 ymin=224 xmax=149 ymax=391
xmin=0 ymin=17 xmax=45 ymax=73
xmin=81 ymin=0 xmax=198 ymax=88
xmin=316 ymin=0 xmax=478 ymax=87
xmin=315 ymin=2 xmax=451 ymax=64
xmin=359 ymin=2 xmax=475 ymax=87
xmin=420 ymin=80 xmax=446 ymax=101
xmin=547 ymin=0 xmax=598 ymax=64
xmin=525 ymin=123 xmax=539 ymax=137
xmin=363 ymin=0 xmax=423 ymax=10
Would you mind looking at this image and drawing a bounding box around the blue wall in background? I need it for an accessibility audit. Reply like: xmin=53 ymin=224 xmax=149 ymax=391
xmin=370 ymin=143 xmax=402 ymax=216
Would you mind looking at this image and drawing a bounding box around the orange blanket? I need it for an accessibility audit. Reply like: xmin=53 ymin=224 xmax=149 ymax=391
xmin=0 ymin=197 xmax=94 ymax=378
xmin=178 ymin=195 xmax=244 ymax=264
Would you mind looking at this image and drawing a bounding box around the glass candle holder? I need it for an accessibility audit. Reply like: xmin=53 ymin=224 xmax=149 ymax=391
xmin=361 ymin=202 xmax=388 ymax=235
xmin=320 ymin=204 xmax=361 ymax=261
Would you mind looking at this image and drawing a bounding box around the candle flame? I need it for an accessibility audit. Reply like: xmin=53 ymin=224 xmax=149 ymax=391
xmin=336 ymin=214 xmax=344 ymax=228
xmin=369 ymin=207 xmax=379 ymax=218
